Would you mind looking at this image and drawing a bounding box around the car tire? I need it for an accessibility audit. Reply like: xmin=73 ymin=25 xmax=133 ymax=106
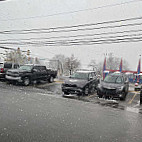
xmin=84 ymin=86 xmax=89 ymax=96
xmin=97 ymin=90 xmax=102 ymax=98
xmin=98 ymin=94 xmax=103 ymax=98
xmin=90 ymin=86 xmax=95 ymax=94
xmin=49 ymin=76 xmax=54 ymax=83
xmin=62 ymin=92 xmax=69 ymax=97
xmin=23 ymin=77 xmax=30 ymax=86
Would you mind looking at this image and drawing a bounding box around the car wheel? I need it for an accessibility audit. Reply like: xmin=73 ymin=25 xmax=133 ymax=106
xmin=98 ymin=94 xmax=103 ymax=98
xmin=97 ymin=90 xmax=102 ymax=98
xmin=62 ymin=92 xmax=69 ymax=97
xmin=49 ymin=76 xmax=54 ymax=83
xmin=84 ymin=86 xmax=89 ymax=96
xmin=23 ymin=77 xmax=30 ymax=86
xmin=120 ymin=92 xmax=126 ymax=101
xmin=90 ymin=86 xmax=95 ymax=94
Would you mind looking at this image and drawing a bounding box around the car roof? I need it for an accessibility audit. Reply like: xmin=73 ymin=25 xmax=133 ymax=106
xmin=24 ymin=64 xmax=44 ymax=66
xmin=76 ymin=70 xmax=95 ymax=73
xmin=109 ymin=72 xmax=125 ymax=77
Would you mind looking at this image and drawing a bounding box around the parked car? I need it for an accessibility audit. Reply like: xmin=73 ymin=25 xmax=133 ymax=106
xmin=62 ymin=70 xmax=99 ymax=96
xmin=0 ymin=62 xmax=20 ymax=80
xmin=134 ymin=83 xmax=141 ymax=91
xmin=5 ymin=64 xmax=57 ymax=86
xmin=97 ymin=73 xmax=129 ymax=100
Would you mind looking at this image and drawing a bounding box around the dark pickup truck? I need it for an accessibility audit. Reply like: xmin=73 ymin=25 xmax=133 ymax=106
xmin=5 ymin=64 xmax=57 ymax=86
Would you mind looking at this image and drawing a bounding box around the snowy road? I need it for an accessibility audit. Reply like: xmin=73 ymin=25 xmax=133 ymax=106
xmin=0 ymin=81 xmax=142 ymax=142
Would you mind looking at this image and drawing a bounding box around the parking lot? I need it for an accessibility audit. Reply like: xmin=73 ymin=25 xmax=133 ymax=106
xmin=33 ymin=79 xmax=142 ymax=114
xmin=0 ymin=79 xmax=142 ymax=114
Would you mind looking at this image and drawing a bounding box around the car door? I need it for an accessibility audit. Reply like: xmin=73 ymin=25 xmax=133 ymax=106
xmin=32 ymin=66 xmax=41 ymax=81
xmin=39 ymin=66 xmax=47 ymax=80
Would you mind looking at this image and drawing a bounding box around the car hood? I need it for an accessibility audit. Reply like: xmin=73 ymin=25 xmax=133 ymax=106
xmin=100 ymin=81 xmax=123 ymax=89
xmin=64 ymin=78 xmax=88 ymax=88
xmin=7 ymin=69 xmax=30 ymax=74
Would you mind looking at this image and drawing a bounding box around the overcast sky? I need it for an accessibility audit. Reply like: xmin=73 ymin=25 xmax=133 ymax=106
xmin=0 ymin=0 xmax=142 ymax=70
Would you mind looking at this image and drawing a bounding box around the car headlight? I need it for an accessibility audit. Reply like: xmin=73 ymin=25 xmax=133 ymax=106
xmin=117 ymin=86 xmax=123 ymax=91
xmin=97 ymin=84 xmax=102 ymax=88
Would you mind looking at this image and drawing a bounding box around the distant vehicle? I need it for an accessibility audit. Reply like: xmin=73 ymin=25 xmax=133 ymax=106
xmin=62 ymin=70 xmax=99 ymax=96
xmin=5 ymin=64 xmax=57 ymax=86
xmin=134 ymin=82 xmax=141 ymax=91
xmin=97 ymin=73 xmax=129 ymax=100
xmin=0 ymin=62 xmax=20 ymax=80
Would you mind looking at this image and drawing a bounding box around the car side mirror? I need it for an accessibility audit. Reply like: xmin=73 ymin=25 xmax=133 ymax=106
xmin=125 ymin=80 xmax=128 ymax=84
xmin=89 ymin=77 xmax=93 ymax=80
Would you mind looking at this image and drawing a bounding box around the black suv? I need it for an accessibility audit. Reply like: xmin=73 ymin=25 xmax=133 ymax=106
xmin=0 ymin=62 xmax=19 ymax=79
xmin=62 ymin=70 xmax=99 ymax=96
xmin=6 ymin=64 xmax=49 ymax=86
xmin=97 ymin=73 xmax=129 ymax=100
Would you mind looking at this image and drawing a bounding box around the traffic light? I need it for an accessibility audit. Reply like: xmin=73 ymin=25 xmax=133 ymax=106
xmin=27 ymin=50 xmax=30 ymax=56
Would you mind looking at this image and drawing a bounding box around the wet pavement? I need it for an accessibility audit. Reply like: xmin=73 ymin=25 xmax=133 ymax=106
xmin=36 ymin=80 xmax=142 ymax=114
xmin=0 ymin=80 xmax=142 ymax=142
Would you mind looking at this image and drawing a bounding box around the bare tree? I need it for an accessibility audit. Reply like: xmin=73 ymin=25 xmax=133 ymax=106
xmin=106 ymin=53 xmax=129 ymax=70
xmin=49 ymin=54 xmax=66 ymax=70
xmin=96 ymin=53 xmax=130 ymax=76
xmin=48 ymin=54 xmax=66 ymax=76
xmin=106 ymin=53 xmax=120 ymax=70
xmin=64 ymin=54 xmax=81 ymax=75
xmin=88 ymin=59 xmax=97 ymax=71
xmin=4 ymin=48 xmax=28 ymax=65
xmin=96 ymin=61 xmax=103 ymax=75
xmin=122 ymin=59 xmax=129 ymax=70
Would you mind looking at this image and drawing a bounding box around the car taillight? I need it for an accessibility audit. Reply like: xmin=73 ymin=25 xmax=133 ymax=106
xmin=1 ymin=68 xmax=4 ymax=73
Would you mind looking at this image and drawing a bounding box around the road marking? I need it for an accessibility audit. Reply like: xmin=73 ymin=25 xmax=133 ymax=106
xmin=128 ymin=90 xmax=140 ymax=93
xmin=128 ymin=93 xmax=138 ymax=104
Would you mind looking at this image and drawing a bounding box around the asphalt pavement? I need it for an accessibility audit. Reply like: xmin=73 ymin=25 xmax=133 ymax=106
xmin=0 ymin=81 xmax=142 ymax=142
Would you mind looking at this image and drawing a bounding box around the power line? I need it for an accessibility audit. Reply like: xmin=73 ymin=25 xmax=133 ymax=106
xmin=34 ymin=38 xmax=142 ymax=46
xmin=1 ymin=22 xmax=142 ymax=35
xmin=26 ymin=33 xmax=142 ymax=43
xmin=1 ymin=29 xmax=142 ymax=42
xmin=1 ymin=32 xmax=142 ymax=44
xmin=1 ymin=16 xmax=142 ymax=33
xmin=1 ymin=36 xmax=142 ymax=46
xmin=1 ymin=0 xmax=142 ymax=21
xmin=0 ymin=46 xmax=16 ymax=50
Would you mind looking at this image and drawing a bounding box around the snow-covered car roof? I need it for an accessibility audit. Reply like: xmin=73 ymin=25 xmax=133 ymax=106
xmin=76 ymin=70 xmax=95 ymax=73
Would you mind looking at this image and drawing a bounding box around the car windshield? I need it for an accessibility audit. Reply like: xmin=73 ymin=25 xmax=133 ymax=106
xmin=70 ymin=72 xmax=88 ymax=80
xmin=104 ymin=75 xmax=123 ymax=84
xmin=19 ymin=65 xmax=33 ymax=71
xmin=4 ymin=63 xmax=12 ymax=68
